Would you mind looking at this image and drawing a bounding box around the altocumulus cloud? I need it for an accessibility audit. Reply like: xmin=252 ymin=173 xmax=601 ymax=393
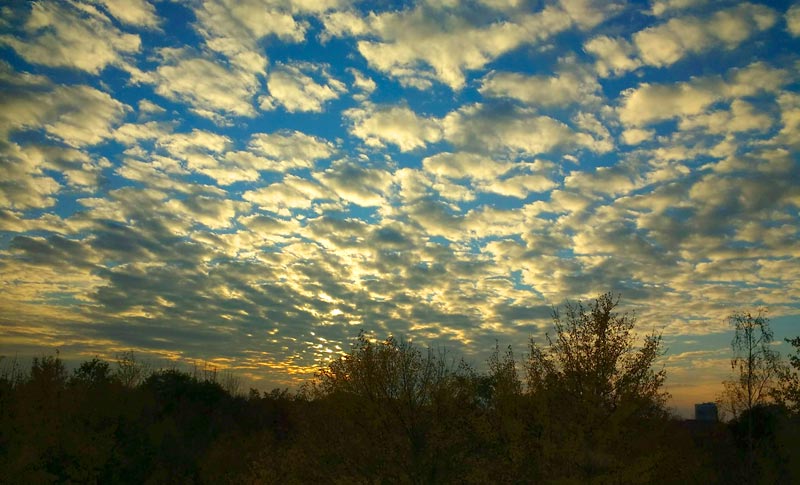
xmin=0 ymin=0 xmax=798 ymax=404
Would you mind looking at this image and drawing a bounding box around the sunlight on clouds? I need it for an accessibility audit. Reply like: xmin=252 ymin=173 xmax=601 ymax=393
xmin=315 ymin=159 xmax=393 ymax=207
xmin=619 ymin=81 xmax=718 ymax=127
xmin=90 ymin=0 xmax=159 ymax=28
xmin=0 ymin=82 xmax=129 ymax=147
xmin=444 ymin=103 xmax=604 ymax=156
xmin=193 ymin=0 xmax=307 ymax=74
xmin=346 ymin=103 xmax=443 ymax=151
xmin=248 ymin=130 xmax=334 ymax=170
xmin=1 ymin=1 xmax=140 ymax=74
xmin=633 ymin=3 xmax=776 ymax=67
xmin=789 ymin=4 xmax=800 ymax=36
xmin=479 ymin=66 xmax=600 ymax=108
xmin=144 ymin=48 xmax=260 ymax=120
xmin=261 ymin=62 xmax=346 ymax=112
xmin=649 ymin=0 xmax=707 ymax=17
xmin=583 ymin=35 xmax=641 ymax=77
xmin=353 ymin=3 xmax=573 ymax=89
xmin=0 ymin=0 xmax=799 ymax=402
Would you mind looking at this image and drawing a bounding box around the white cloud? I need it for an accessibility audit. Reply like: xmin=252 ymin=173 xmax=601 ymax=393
xmin=193 ymin=0 xmax=308 ymax=74
xmin=165 ymin=195 xmax=248 ymax=230
xmin=559 ymin=0 xmax=621 ymax=30
xmin=618 ymin=62 xmax=789 ymax=127
xmin=347 ymin=68 xmax=377 ymax=101
xmin=243 ymin=175 xmax=333 ymax=215
xmin=479 ymin=66 xmax=600 ymax=108
xmin=315 ymin=159 xmax=393 ymax=207
xmin=137 ymin=99 xmax=166 ymax=116
xmin=0 ymin=142 xmax=61 ymax=210
xmin=649 ymin=0 xmax=706 ymax=16
xmin=91 ymin=0 xmax=159 ymax=28
xmin=320 ymin=10 xmax=370 ymax=40
xmin=0 ymin=79 xmax=129 ymax=147
xmin=788 ymin=4 xmax=800 ymax=36
xmin=261 ymin=62 xmax=346 ymax=113
xmin=633 ymin=3 xmax=777 ymax=68
xmin=330 ymin=4 xmax=574 ymax=89
xmin=0 ymin=1 xmax=141 ymax=74
xmin=423 ymin=152 xmax=512 ymax=180
xmin=111 ymin=121 xmax=170 ymax=145
xmin=248 ymin=131 xmax=335 ymax=170
xmin=724 ymin=61 xmax=790 ymax=98
xmin=678 ymin=99 xmax=772 ymax=134
xmin=775 ymin=92 xmax=800 ymax=149
xmin=564 ymin=164 xmax=640 ymax=198
xmin=480 ymin=174 xmax=557 ymax=198
xmin=144 ymin=48 xmax=260 ymax=120
xmin=621 ymin=128 xmax=655 ymax=145
xmin=584 ymin=35 xmax=641 ymax=77
xmin=345 ymin=103 xmax=443 ymax=151
xmin=443 ymin=103 xmax=605 ymax=156
xmin=619 ymin=81 xmax=718 ymax=127
xmin=422 ymin=153 xmax=557 ymax=198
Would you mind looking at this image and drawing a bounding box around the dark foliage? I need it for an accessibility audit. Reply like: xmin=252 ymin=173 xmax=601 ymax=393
xmin=1 ymin=296 xmax=799 ymax=483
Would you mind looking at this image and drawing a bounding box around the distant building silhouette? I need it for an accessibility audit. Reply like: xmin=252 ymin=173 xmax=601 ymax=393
xmin=694 ymin=402 xmax=718 ymax=422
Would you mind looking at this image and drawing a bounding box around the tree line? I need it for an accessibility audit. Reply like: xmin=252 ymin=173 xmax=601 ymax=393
xmin=1 ymin=293 xmax=799 ymax=483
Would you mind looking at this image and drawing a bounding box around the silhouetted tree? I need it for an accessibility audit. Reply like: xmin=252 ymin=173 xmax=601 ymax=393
xmin=776 ymin=336 xmax=800 ymax=413
xmin=718 ymin=310 xmax=783 ymax=483
xmin=302 ymin=332 xmax=457 ymax=482
xmin=719 ymin=311 xmax=782 ymax=419
xmin=525 ymin=293 xmax=683 ymax=483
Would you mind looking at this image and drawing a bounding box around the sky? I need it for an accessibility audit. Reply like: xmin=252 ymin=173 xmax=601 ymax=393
xmin=0 ymin=0 xmax=799 ymax=414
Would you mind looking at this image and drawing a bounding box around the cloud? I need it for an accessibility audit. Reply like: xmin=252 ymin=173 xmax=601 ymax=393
xmin=326 ymin=3 xmax=575 ymax=89
xmin=243 ymin=175 xmax=333 ymax=215
xmin=347 ymin=68 xmax=377 ymax=101
xmin=192 ymin=0 xmax=308 ymax=74
xmin=0 ymin=69 xmax=130 ymax=146
xmin=90 ymin=0 xmax=159 ymax=28
xmin=633 ymin=3 xmax=777 ymax=68
xmin=144 ymin=48 xmax=260 ymax=120
xmin=248 ymin=130 xmax=335 ymax=170
xmin=261 ymin=62 xmax=346 ymax=112
xmin=558 ymin=0 xmax=622 ymax=30
xmin=0 ymin=1 xmax=141 ymax=74
xmin=585 ymin=3 xmax=778 ymax=76
xmin=315 ymin=159 xmax=393 ymax=207
xmin=345 ymin=103 xmax=443 ymax=151
xmin=164 ymin=194 xmax=248 ymax=230
xmin=618 ymin=81 xmax=719 ymax=127
xmin=421 ymin=152 xmax=557 ymax=198
xmin=483 ymin=174 xmax=558 ymax=198
xmin=160 ymin=129 xmax=231 ymax=156
xmin=618 ymin=62 xmax=789 ymax=127
xmin=621 ymin=128 xmax=655 ymax=145
xmin=423 ymin=152 xmax=512 ymax=180
xmin=443 ymin=102 xmax=608 ymax=156
xmin=0 ymin=142 xmax=61 ymax=210
xmin=649 ymin=0 xmax=707 ymax=17
xmin=479 ymin=64 xmax=600 ymax=108
xmin=583 ymin=35 xmax=641 ymax=77
xmin=677 ymin=99 xmax=773 ymax=135
xmin=789 ymin=4 xmax=800 ymax=37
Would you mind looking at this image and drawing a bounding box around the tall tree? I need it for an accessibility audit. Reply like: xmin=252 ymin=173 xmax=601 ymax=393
xmin=776 ymin=336 xmax=800 ymax=413
xmin=719 ymin=311 xmax=782 ymax=419
xmin=526 ymin=293 xmax=674 ymax=483
xmin=718 ymin=310 xmax=783 ymax=483
xmin=526 ymin=292 xmax=667 ymax=415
